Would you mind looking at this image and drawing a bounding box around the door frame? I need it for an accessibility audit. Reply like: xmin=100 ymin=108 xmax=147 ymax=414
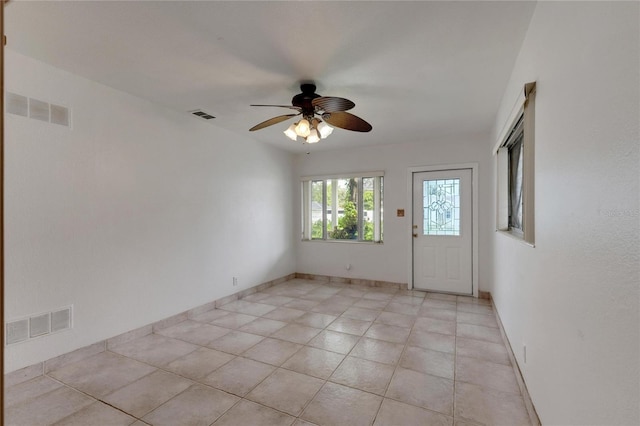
xmin=407 ymin=163 xmax=479 ymax=297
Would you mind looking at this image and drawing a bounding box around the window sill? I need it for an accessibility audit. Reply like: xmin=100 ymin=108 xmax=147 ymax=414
xmin=496 ymin=229 xmax=535 ymax=247
xmin=302 ymin=239 xmax=383 ymax=245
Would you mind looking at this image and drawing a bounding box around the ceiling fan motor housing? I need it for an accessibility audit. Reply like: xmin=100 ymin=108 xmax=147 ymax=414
xmin=292 ymin=83 xmax=320 ymax=117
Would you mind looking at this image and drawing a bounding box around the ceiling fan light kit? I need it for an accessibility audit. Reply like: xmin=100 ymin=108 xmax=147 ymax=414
xmin=250 ymin=83 xmax=371 ymax=144
xmin=294 ymin=118 xmax=311 ymax=138
xmin=284 ymin=124 xmax=298 ymax=141
xmin=285 ymin=117 xmax=329 ymax=144
xmin=306 ymin=128 xmax=321 ymax=144
xmin=316 ymin=120 xmax=334 ymax=138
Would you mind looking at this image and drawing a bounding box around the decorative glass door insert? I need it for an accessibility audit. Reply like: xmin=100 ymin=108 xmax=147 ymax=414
xmin=423 ymin=179 xmax=460 ymax=236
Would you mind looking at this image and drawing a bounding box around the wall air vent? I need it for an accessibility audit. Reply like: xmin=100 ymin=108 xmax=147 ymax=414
xmin=6 ymin=91 xmax=71 ymax=128
xmin=51 ymin=307 xmax=72 ymax=333
xmin=6 ymin=319 xmax=29 ymax=345
xmin=29 ymin=98 xmax=50 ymax=122
xmin=30 ymin=313 xmax=51 ymax=338
xmin=189 ymin=109 xmax=216 ymax=122
xmin=50 ymin=104 xmax=70 ymax=127
xmin=5 ymin=305 xmax=73 ymax=346
xmin=6 ymin=92 xmax=28 ymax=117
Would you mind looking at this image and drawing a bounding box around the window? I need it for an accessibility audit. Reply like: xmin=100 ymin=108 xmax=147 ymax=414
xmin=496 ymin=82 xmax=535 ymax=244
xmin=302 ymin=173 xmax=383 ymax=242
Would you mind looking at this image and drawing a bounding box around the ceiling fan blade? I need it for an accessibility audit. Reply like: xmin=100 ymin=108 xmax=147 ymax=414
xmin=323 ymin=111 xmax=372 ymax=132
xmin=251 ymin=104 xmax=302 ymax=111
xmin=249 ymin=114 xmax=299 ymax=131
xmin=312 ymin=96 xmax=355 ymax=112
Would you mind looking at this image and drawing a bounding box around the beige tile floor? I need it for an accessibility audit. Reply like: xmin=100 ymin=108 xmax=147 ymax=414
xmin=5 ymin=279 xmax=532 ymax=426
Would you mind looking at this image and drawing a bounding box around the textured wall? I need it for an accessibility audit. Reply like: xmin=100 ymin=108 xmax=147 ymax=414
xmin=489 ymin=2 xmax=640 ymax=424
xmin=5 ymin=51 xmax=296 ymax=372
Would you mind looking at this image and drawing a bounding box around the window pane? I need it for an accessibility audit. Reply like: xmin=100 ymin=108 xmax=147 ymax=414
xmin=508 ymin=135 xmax=524 ymax=231
xmin=362 ymin=178 xmax=374 ymax=241
xmin=380 ymin=177 xmax=384 ymax=241
xmin=329 ymin=178 xmax=359 ymax=240
xmin=311 ymin=180 xmax=324 ymax=239
xmin=325 ymin=180 xmax=333 ymax=236
xmin=423 ymin=178 xmax=460 ymax=236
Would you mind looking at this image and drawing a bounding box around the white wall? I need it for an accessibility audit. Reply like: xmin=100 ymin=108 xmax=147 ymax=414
xmin=490 ymin=2 xmax=639 ymax=425
xmin=294 ymin=136 xmax=492 ymax=290
xmin=5 ymin=51 xmax=296 ymax=373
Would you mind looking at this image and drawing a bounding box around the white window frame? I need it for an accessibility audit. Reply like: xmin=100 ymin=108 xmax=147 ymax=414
xmin=494 ymin=82 xmax=536 ymax=245
xmin=301 ymin=171 xmax=384 ymax=243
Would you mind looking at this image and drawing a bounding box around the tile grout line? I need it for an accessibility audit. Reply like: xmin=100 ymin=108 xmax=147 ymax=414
xmin=251 ymin=288 xmax=392 ymax=423
xmin=375 ymin=303 xmax=413 ymax=425
xmin=289 ymin=292 xmax=378 ymax=424
xmin=222 ymin=284 xmax=365 ymax=423
xmin=8 ymin=281 xmax=524 ymax=425
xmin=43 ymin=370 xmax=150 ymax=425
xmin=95 ymin=347 xmax=256 ymax=423
xmin=107 ymin=340 xmax=295 ymax=424
xmin=182 ymin=289 xmax=464 ymax=422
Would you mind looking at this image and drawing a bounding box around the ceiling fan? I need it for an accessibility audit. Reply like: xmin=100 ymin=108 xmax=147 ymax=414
xmin=249 ymin=83 xmax=372 ymax=144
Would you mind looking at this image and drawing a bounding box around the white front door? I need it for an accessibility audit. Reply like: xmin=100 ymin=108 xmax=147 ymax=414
xmin=412 ymin=169 xmax=472 ymax=294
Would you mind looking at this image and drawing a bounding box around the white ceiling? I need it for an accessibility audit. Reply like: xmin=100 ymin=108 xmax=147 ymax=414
xmin=6 ymin=1 xmax=536 ymax=153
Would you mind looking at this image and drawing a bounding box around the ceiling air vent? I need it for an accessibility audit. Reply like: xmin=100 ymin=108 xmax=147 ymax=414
xmin=189 ymin=109 xmax=216 ymax=122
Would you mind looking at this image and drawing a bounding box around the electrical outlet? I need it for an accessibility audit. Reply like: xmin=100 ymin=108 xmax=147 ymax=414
xmin=232 ymin=277 xmax=238 ymax=286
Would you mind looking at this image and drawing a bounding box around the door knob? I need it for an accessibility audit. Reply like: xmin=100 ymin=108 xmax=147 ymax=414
xmin=413 ymin=233 xmax=418 ymax=238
